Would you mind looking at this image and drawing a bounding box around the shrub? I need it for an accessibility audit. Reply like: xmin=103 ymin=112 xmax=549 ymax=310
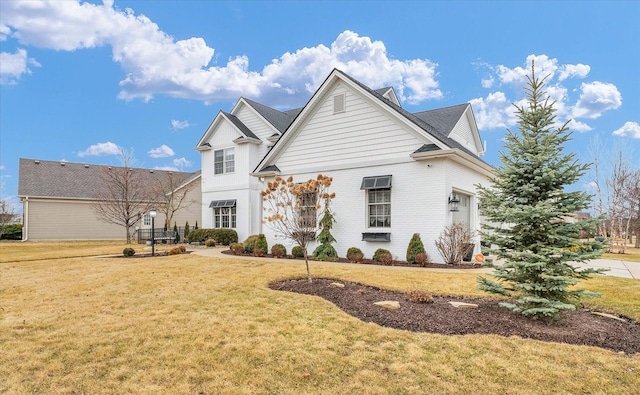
xmin=168 ymin=247 xmax=182 ymax=255
xmin=253 ymin=234 xmax=268 ymax=256
xmin=346 ymin=247 xmax=364 ymax=263
xmin=174 ymin=223 xmax=180 ymax=243
xmin=406 ymin=233 xmax=426 ymax=264
xmin=243 ymin=235 xmax=259 ymax=253
xmin=414 ymin=252 xmax=429 ymax=266
xmin=184 ymin=221 xmax=190 ymax=240
xmin=407 ymin=289 xmax=434 ymax=304
xmin=213 ymin=228 xmax=238 ymax=245
xmin=292 ymin=245 xmax=305 ymax=258
xmin=271 ymin=244 xmax=287 ymax=258
xmin=187 ymin=229 xmax=216 ymax=243
xmin=205 ymin=238 xmax=216 ymax=247
xmin=230 ymin=243 xmax=244 ymax=255
xmin=435 ymin=222 xmax=475 ymax=265
xmin=373 ymin=248 xmax=392 ymax=262
xmin=178 ymin=245 xmax=186 ymax=253
xmin=312 ymin=244 xmax=338 ymax=261
xmin=122 ymin=247 xmax=135 ymax=257
xmin=0 ymin=224 xmax=22 ymax=240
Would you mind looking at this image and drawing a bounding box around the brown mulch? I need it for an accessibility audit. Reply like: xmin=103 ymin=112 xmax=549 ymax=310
xmin=269 ymin=278 xmax=640 ymax=354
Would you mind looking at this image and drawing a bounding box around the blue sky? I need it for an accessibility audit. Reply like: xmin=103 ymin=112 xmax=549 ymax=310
xmin=1 ymin=0 xmax=639 ymax=210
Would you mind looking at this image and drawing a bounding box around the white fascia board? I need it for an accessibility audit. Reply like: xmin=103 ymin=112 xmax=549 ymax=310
xmin=411 ymin=148 xmax=494 ymax=177
xmin=250 ymin=170 xmax=280 ymax=178
xmin=195 ymin=110 xmax=225 ymax=150
xmin=234 ymin=98 xmax=282 ymax=136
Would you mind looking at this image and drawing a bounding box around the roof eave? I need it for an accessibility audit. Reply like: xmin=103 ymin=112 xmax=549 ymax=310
xmin=410 ymin=148 xmax=494 ymax=177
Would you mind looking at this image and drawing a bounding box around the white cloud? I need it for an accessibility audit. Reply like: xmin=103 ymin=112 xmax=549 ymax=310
xmin=612 ymin=121 xmax=640 ymax=139
xmin=0 ymin=48 xmax=40 ymax=84
xmin=571 ymin=81 xmax=622 ymax=119
xmin=0 ymin=165 xmax=4 ymax=170
xmin=471 ymin=54 xmax=622 ymax=133
xmin=78 ymin=141 xmax=121 ymax=157
xmin=148 ymin=144 xmax=174 ymax=158
xmin=171 ymin=119 xmax=190 ymax=130
xmin=153 ymin=166 xmax=179 ymax=171
xmin=173 ymin=157 xmax=192 ymax=169
xmin=1 ymin=1 xmax=441 ymax=106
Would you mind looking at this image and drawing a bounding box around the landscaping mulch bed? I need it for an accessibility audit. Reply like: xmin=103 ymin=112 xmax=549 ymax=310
xmin=221 ymin=250 xmax=481 ymax=269
xmin=270 ymin=278 xmax=640 ymax=354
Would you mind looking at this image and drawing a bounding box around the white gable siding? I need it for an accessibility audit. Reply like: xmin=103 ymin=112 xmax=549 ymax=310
xmin=274 ymin=83 xmax=426 ymax=173
xmin=449 ymin=115 xmax=479 ymax=155
xmin=234 ymin=104 xmax=273 ymax=160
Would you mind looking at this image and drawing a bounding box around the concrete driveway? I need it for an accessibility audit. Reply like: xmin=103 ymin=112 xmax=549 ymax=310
xmin=574 ymin=259 xmax=640 ymax=280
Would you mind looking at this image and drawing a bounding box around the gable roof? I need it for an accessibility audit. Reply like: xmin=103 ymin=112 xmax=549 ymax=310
xmin=18 ymin=158 xmax=199 ymax=200
xmin=243 ymin=98 xmax=301 ymax=133
xmin=253 ymin=69 xmax=487 ymax=173
xmin=222 ymin=112 xmax=260 ymax=140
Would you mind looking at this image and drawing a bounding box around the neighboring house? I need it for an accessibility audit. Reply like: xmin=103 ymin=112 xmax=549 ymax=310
xmin=18 ymin=158 xmax=201 ymax=241
xmin=197 ymin=69 xmax=493 ymax=263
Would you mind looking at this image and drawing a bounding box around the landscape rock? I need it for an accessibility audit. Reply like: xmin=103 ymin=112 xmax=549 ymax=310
xmin=449 ymin=301 xmax=478 ymax=309
xmin=374 ymin=301 xmax=400 ymax=309
xmin=591 ymin=312 xmax=627 ymax=323
xmin=330 ymin=282 xmax=345 ymax=288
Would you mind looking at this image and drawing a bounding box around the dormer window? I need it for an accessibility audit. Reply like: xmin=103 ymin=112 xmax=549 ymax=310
xmin=214 ymin=148 xmax=235 ymax=174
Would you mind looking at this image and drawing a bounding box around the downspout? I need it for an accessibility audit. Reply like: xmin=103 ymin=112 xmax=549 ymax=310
xmin=22 ymin=196 xmax=28 ymax=241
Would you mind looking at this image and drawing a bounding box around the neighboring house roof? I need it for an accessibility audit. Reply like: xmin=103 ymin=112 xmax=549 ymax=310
xmin=18 ymin=158 xmax=199 ymax=199
xmin=243 ymin=98 xmax=301 ymax=133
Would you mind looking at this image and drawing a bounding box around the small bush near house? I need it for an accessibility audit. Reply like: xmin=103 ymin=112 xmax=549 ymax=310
xmin=373 ymin=248 xmax=392 ymax=263
xmin=406 ymin=289 xmax=434 ymax=304
xmin=205 ymin=239 xmax=216 ymax=247
xmin=174 ymin=223 xmax=180 ymax=243
xmin=122 ymin=248 xmax=135 ymax=257
xmin=346 ymin=247 xmax=364 ymax=263
xmin=187 ymin=229 xmax=216 ymax=243
xmin=291 ymin=246 xmax=305 ymax=258
xmin=406 ymin=233 xmax=426 ymax=264
xmin=230 ymin=243 xmax=244 ymax=255
xmin=253 ymin=234 xmax=268 ymax=257
xmin=271 ymin=244 xmax=287 ymax=258
xmin=213 ymin=229 xmax=238 ymax=245
xmin=0 ymin=224 xmax=22 ymax=240
xmin=414 ymin=252 xmax=429 ymax=266
xmin=184 ymin=221 xmax=190 ymax=240
xmin=168 ymin=247 xmax=182 ymax=255
xmin=243 ymin=235 xmax=259 ymax=253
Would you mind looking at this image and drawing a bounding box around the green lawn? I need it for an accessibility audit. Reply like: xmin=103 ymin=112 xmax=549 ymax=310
xmin=1 ymin=242 xmax=638 ymax=394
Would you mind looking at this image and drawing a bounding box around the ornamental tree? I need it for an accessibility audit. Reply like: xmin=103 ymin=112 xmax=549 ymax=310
xmin=313 ymin=197 xmax=338 ymax=260
xmin=261 ymin=174 xmax=334 ymax=283
xmin=476 ymin=61 xmax=604 ymax=320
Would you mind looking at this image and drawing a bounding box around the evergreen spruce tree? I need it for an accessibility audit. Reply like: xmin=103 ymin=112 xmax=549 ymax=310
xmin=173 ymin=222 xmax=180 ymax=243
xmin=406 ymin=233 xmax=426 ymax=264
xmin=477 ymin=62 xmax=604 ymax=320
xmin=312 ymin=198 xmax=337 ymax=260
xmin=184 ymin=221 xmax=190 ymax=241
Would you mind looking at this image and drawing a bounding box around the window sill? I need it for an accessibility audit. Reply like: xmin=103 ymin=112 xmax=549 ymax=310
xmin=362 ymin=232 xmax=391 ymax=242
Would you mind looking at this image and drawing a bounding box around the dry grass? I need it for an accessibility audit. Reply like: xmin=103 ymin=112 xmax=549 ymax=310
xmin=603 ymin=246 xmax=640 ymax=263
xmin=1 ymin=243 xmax=639 ymax=394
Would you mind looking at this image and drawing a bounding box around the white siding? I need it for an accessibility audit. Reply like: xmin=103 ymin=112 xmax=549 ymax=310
xmin=274 ymin=83 xmax=424 ymax=172
xmin=234 ymin=104 xmax=273 ymax=160
xmin=449 ymin=115 xmax=480 ymax=155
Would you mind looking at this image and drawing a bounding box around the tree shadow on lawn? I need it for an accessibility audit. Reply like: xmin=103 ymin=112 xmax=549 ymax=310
xmin=270 ymin=278 xmax=640 ymax=355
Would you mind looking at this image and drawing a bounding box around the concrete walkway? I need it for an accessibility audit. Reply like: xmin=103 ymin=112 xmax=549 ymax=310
xmin=191 ymin=247 xmax=639 ymax=279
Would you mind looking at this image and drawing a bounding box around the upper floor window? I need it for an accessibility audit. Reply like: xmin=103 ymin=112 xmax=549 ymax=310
xmin=143 ymin=213 xmax=151 ymax=226
xmin=214 ymin=148 xmax=235 ymax=174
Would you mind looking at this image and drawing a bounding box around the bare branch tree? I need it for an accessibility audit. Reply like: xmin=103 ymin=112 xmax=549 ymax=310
xmin=261 ymin=174 xmax=335 ymax=282
xmin=92 ymin=149 xmax=154 ymax=243
xmin=152 ymin=171 xmax=197 ymax=229
xmin=0 ymin=198 xmax=18 ymax=238
xmin=435 ymin=222 xmax=475 ymax=265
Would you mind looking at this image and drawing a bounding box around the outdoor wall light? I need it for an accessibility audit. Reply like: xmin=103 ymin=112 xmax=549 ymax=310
xmin=448 ymin=192 xmax=460 ymax=212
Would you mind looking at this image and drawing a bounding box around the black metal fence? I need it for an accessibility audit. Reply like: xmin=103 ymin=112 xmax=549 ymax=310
xmin=136 ymin=227 xmax=188 ymax=244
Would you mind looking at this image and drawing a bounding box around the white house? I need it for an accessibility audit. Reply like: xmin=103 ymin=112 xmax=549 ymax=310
xmin=196 ymin=69 xmax=493 ymax=263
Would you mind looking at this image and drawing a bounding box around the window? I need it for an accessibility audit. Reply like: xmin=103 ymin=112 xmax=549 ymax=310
xmin=143 ymin=214 xmax=151 ymax=226
xmin=214 ymin=148 xmax=234 ymax=174
xmin=214 ymin=207 xmax=236 ymax=228
xmin=298 ymin=191 xmax=317 ymax=228
xmin=368 ymin=189 xmax=391 ymax=227
xmin=209 ymin=200 xmax=237 ymax=228
xmin=362 ymin=175 xmax=392 ymax=228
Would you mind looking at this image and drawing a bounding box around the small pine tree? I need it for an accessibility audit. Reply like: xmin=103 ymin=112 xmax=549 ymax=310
xmin=194 ymin=221 xmax=199 ymax=230
xmin=406 ymin=233 xmax=426 ymax=264
xmin=184 ymin=221 xmax=190 ymax=241
xmin=253 ymin=233 xmax=268 ymax=256
xmin=174 ymin=222 xmax=180 ymax=243
xmin=313 ymin=198 xmax=337 ymax=260
xmin=476 ymin=61 xmax=604 ymax=320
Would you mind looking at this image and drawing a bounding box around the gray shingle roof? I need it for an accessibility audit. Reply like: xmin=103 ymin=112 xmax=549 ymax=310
xmin=18 ymin=158 xmax=199 ymax=199
xmin=222 ymin=112 xmax=260 ymax=140
xmin=243 ymin=98 xmax=300 ymax=133
xmin=413 ymin=103 xmax=469 ymax=137
xmin=413 ymin=144 xmax=441 ymax=154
